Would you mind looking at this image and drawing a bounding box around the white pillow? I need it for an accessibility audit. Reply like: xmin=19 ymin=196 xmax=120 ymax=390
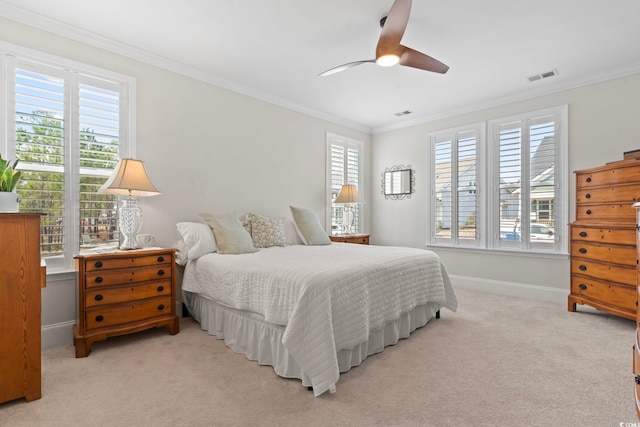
xmin=289 ymin=206 xmax=331 ymax=245
xmin=176 ymin=222 xmax=217 ymax=262
xmin=199 ymin=212 xmax=259 ymax=254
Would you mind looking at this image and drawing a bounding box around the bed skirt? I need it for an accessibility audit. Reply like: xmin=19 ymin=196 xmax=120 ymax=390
xmin=183 ymin=291 xmax=441 ymax=393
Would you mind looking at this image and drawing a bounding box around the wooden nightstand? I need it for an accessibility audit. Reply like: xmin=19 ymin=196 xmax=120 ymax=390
xmin=329 ymin=234 xmax=370 ymax=245
xmin=73 ymin=248 xmax=179 ymax=358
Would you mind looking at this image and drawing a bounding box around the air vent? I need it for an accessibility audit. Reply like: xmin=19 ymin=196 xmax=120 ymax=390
xmin=394 ymin=110 xmax=413 ymax=117
xmin=527 ymin=69 xmax=559 ymax=82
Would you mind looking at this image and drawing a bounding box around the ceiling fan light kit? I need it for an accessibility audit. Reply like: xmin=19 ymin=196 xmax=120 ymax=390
xmin=319 ymin=0 xmax=449 ymax=77
xmin=376 ymin=54 xmax=400 ymax=67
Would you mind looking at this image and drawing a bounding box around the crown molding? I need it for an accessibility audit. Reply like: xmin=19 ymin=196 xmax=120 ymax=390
xmin=0 ymin=2 xmax=371 ymax=134
xmin=372 ymin=61 xmax=640 ymax=134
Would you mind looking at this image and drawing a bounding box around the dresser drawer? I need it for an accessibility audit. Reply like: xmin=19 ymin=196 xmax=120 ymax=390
xmin=570 ymin=225 xmax=636 ymax=245
xmin=575 ymin=203 xmax=636 ymax=222
xmin=576 ymin=184 xmax=640 ymax=204
xmin=84 ymin=253 xmax=171 ymax=272
xmin=85 ymin=266 xmax=171 ymax=289
xmin=577 ymin=165 xmax=640 ymax=188
xmin=85 ymin=281 xmax=172 ymax=308
xmin=571 ymin=258 xmax=636 ymax=286
xmin=85 ymin=297 xmax=172 ymax=331
xmin=570 ymin=275 xmax=636 ymax=312
xmin=570 ymin=241 xmax=636 ymax=265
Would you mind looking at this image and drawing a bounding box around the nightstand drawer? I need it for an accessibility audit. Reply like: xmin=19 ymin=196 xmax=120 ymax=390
xmin=85 ymin=297 xmax=172 ymax=330
xmin=85 ymin=266 xmax=171 ymax=288
xmin=85 ymin=281 xmax=172 ymax=308
xmin=329 ymin=234 xmax=370 ymax=245
xmin=84 ymin=253 xmax=170 ymax=272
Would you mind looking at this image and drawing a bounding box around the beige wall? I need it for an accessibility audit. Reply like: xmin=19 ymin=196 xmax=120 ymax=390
xmin=371 ymin=74 xmax=640 ymax=300
xmin=0 ymin=17 xmax=371 ymax=347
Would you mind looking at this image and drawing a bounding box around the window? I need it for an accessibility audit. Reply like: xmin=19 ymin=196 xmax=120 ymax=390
xmin=326 ymin=133 xmax=363 ymax=235
xmin=427 ymin=106 xmax=567 ymax=254
xmin=1 ymin=43 xmax=135 ymax=270
xmin=429 ymin=124 xmax=484 ymax=247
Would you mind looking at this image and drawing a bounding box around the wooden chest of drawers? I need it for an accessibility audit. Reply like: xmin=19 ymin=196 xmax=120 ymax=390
xmin=0 ymin=214 xmax=44 ymax=403
xmin=73 ymin=248 xmax=179 ymax=357
xmin=568 ymin=160 xmax=640 ymax=321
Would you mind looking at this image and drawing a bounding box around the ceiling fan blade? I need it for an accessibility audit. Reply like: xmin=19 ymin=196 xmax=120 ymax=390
xmin=318 ymin=60 xmax=376 ymax=77
xmin=376 ymin=0 xmax=411 ymax=58
xmin=398 ymin=45 xmax=449 ymax=74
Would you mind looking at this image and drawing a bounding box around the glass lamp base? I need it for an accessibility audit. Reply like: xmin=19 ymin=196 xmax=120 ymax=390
xmin=342 ymin=205 xmax=354 ymax=235
xmin=119 ymin=196 xmax=142 ymax=250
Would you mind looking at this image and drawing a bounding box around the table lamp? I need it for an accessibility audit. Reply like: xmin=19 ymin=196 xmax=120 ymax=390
xmin=98 ymin=158 xmax=160 ymax=250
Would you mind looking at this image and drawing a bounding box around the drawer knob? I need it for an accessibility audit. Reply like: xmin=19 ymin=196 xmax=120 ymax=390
xmin=579 ymin=231 xmax=587 ymax=237
xmin=157 ymin=304 xmax=165 ymax=311
xmin=636 ymin=375 xmax=640 ymax=385
xmin=579 ymin=248 xmax=587 ymax=254
xmin=585 ymin=209 xmax=592 ymax=215
xmin=579 ymin=265 xmax=587 ymax=271
xmin=586 ymin=177 xmax=592 ymax=183
xmin=157 ymin=285 xmax=164 ymax=292
xmin=158 ymin=269 xmax=165 ymax=276
xmin=579 ymin=284 xmax=587 ymax=290
xmin=94 ymin=294 xmax=103 ymax=301
xmin=95 ymin=315 xmax=104 ymax=322
xmin=95 ymin=261 xmax=103 ymax=268
xmin=585 ymin=193 xmax=591 ymax=199
xmin=157 ymin=256 xmax=164 ymax=262
xmin=95 ymin=276 xmax=103 ymax=284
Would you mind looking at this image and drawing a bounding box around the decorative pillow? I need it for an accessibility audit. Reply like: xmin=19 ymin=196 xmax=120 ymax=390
xmin=198 ymin=212 xmax=258 ymax=254
xmin=289 ymin=206 xmax=331 ymax=245
xmin=247 ymin=212 xmax=286 ymax=248
xmin=176 ymin=222 xmax=217 ymax=262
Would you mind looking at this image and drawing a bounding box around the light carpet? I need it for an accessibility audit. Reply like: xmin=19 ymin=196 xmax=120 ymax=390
xmin=0 ymin=288 xmax=636 ymax=426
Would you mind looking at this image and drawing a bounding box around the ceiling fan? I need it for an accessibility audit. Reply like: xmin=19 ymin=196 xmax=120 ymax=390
xmin=318 ymin=0 xmax=449 ymax=77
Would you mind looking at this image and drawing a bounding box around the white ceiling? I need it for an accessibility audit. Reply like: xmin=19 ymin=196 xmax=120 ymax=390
xmin=1 ymin=0 xmax=639 ymax=133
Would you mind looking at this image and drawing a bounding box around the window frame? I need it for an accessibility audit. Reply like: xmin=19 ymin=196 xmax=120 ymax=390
xmin=325 ymin=132 xmax=365 ymax=235
xmin=0 ymin=41 xmax=136 ymax=272
xmin=427 ymin=105 xmax=568 ymax=256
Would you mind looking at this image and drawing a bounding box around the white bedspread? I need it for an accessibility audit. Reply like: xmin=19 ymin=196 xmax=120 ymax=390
xmin=182 ymin=243 xmax=457 ymax=396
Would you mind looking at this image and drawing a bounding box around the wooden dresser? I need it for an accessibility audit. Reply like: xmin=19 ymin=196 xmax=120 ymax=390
xmin=74 ymin=248 xmax=179 ymax=357
xmin=0 ymin=213 xmax=45 ymax=403
xmin=568 ymin=159 xmax=640 ymax=320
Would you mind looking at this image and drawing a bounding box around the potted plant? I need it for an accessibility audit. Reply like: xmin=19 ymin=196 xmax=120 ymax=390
xmin=0 ymin=152 xmax=21 ymax=212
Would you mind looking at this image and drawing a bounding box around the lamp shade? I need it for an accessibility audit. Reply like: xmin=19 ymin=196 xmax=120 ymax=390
xmin=334 ymin=184 xmax=362 ymax=204
xmin=98 ymin=158 xmax=160 ymax=197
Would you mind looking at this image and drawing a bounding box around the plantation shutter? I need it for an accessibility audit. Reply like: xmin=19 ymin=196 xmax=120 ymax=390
xmin=432 ymin=130 xmax=479 ymax=245
xmin=14 ymin=66 xmax=67 ymax=257
xmin=78 ymin=81 xmax=121 ymax=248
xmin=9 ymin=56 xmax=127 ymax=265
xmin=329 ymin=139 xmax=361 ymax=235
xmin=496 ymin=115 xmax=557 ymax=249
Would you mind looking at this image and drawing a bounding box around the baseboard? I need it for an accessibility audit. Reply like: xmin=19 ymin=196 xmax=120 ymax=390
xmin=42 ymin=320 xmax=76 ymax=349
xmin=450 ymin=274 xmax=568 ymax=304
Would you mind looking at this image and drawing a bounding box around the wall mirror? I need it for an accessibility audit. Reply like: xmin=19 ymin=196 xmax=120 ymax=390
xmin=381 ymin=165 xmax=415 ymax=200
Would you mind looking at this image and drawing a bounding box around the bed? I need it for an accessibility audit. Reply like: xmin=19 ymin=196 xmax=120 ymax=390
xmin=179 ymin=225 xmax=458 ymax=397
